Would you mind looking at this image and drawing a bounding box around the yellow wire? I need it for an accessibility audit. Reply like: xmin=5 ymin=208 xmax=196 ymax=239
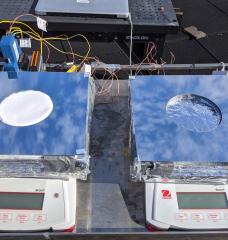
xmin=0 ymin=20 xmax=40 ymax=37
xmin=40 ymin=38 xmax=43 ymax=56
xmin=11 ymin=27 xmax=43 ymax=55
xmin=10 ymin=27 xmax=23 ymax=39
xmin=14 ymin=29 xmax=90 ymax=59
xmin=3 ymin=20 xmax=44 ymax=54
xmin=44 ymin=34 xmax=91 ymax=64
xmin=0 ymin=19 xmax=91 ymax=66
xmin=10 ymin=28 xmax=91 ymax=66
xmin=1 ymin=19 xmax=120 ymax=95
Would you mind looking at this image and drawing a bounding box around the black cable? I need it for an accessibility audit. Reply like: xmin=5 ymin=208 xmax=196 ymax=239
xmin=180 ymin=27 xmax=220 ymax=63
xmin=193 ymin=39 xmax=220 ymax=63
xmin=60 ymin=40 xmax=70 ymax=62
xmin=206 ymin=0 xmax=228 ymax=18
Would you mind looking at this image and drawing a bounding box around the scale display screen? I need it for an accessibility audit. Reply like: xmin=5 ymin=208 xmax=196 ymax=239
xmin=177 ymin=192 xmax=228 ymax=209
xmin=0 ymin=192 xmax=44 ymax=210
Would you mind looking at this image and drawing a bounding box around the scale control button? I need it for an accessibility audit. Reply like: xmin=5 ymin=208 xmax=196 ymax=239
xmin=33 ymin=214 xmax=47 ymax=223
xmin=0 ymin=213 xmax=12 ymax=222
xmin=208 ymin=213 xmax=221 ymax=221
xmin=16 ymin=214 xmax=30 ymax=223
xmin=175 ymin=213 xmax=188 ymax=220
xmin=191 ymin=213 xmax=204 ymax=221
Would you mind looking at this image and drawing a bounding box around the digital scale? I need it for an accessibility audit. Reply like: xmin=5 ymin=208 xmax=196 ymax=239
xmin=146 ymin=182 xmax=228 ymax=230
xmin=0 ymin=178 xmax=76 ymax=232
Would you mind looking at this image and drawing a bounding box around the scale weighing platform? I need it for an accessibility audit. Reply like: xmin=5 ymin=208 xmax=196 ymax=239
xmin=146 ymin=182 xmax=228 ymax=230
xmin=0 ymin=177 xmax=76 ymax=232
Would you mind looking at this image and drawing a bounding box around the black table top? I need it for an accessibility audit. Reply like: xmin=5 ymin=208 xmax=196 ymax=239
xmin=0 ymin=0 xmax=179 ymax=35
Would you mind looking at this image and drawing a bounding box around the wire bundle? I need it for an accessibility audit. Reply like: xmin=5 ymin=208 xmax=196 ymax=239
xmin=0 ymin=14 xmax=91 ymax=69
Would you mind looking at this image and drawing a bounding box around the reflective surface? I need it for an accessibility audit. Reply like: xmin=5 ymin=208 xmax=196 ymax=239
xmin=131 ymin=75 xmax=228 ymax=162
xmin=0 ymin=72 xmax=89 ymax=155
xmin=166 ymin=94 xmax=222 ymax=132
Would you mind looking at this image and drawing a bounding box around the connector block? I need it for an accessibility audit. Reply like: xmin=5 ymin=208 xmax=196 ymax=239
xmin=0 ymin=34 xmax=22 ymax=78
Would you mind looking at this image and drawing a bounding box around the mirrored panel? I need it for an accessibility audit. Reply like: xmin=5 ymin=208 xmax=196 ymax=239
xmin=0 ymin=71 xmax=92 ymax=156
xmin=130 ymin=75 xmax=228 ymax=183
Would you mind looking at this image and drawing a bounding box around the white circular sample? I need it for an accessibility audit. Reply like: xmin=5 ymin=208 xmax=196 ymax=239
xmin=0 ymin=90 xmax=53 ymax=127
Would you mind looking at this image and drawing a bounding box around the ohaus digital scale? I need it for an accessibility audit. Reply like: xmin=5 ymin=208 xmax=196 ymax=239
xmin=146 ymin=182 xmax=228 ymax=230
xmin=0 ymin=178 xmax=76 ymax=232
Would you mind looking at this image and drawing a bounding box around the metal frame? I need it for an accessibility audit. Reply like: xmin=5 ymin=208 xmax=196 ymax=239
xmin=1 ymin=62 xmax=226 ymax=72
xmin=91 ymin=63 xmax=228 ymax=71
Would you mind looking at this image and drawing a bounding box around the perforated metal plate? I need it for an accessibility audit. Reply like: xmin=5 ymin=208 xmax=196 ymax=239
xmin=129 ymin=0 xmax=178 ymax=26
xmin=0 ymin=0 xmax=35 ymax=20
